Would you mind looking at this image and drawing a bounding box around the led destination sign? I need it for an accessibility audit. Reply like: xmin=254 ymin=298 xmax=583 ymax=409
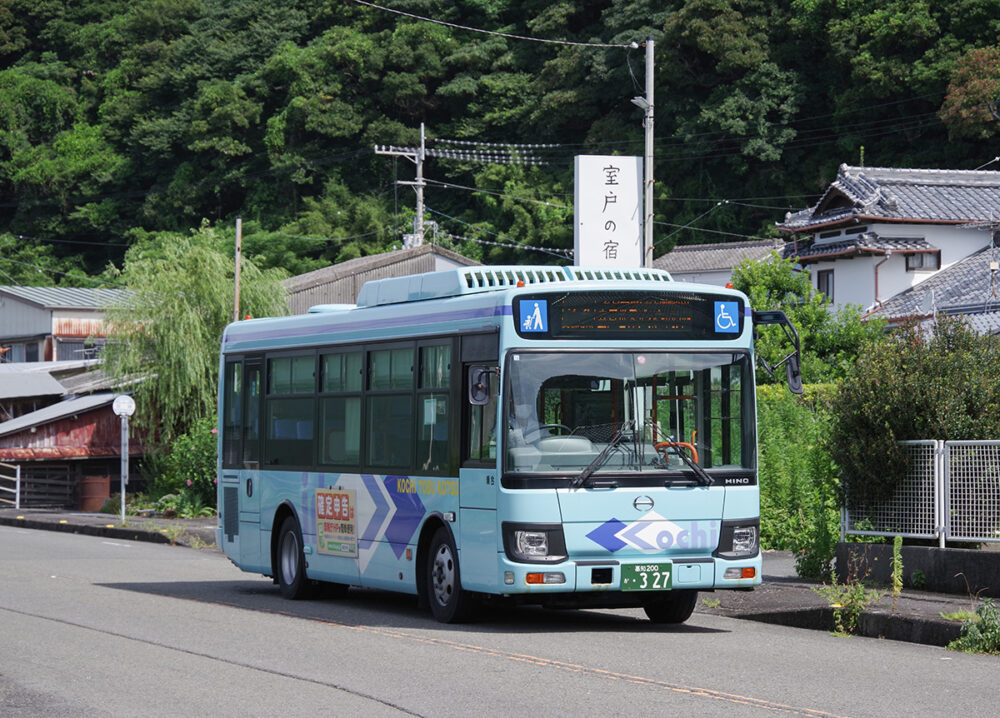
xmin=514 ymin=291 xmax=745 ymax=340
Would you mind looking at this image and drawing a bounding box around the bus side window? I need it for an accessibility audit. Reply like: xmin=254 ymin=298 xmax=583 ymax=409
xmin=222 ymin=360 xmax=242 ymax=467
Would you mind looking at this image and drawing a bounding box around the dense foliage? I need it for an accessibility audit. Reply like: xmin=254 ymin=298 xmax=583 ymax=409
xmin=1 ymin=0 xmax=998 ymax=282
xmin=731 ymin=252 xmax=885 ymax=383
xmin=757 ymin=384 xmax=840 ymax=579
xmin=154 ymin=415 xmax=219 ymax=513
xmin=828 ymin=318 xmax=1000 ymax=506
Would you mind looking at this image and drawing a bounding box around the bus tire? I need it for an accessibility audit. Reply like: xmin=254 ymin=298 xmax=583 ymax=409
xmin=426 ymin=526 xmax=475 ymax=623
xmin=276 ymin=515 xmax=313 ymax=600
xmin=642 ymin=590 xmax=697 ymax=624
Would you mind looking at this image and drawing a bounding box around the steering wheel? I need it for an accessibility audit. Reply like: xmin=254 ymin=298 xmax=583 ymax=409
xmin=653 ymin=441 xmax=699 ymax=464
xmin=539 ymin=423 xmax=572 ymax=436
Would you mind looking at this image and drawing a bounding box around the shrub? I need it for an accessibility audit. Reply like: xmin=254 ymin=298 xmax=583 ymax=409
xmin=829 ymin=319 xmax=1000 ymax=506
xmin=153 ymin=415 xmax=218 ymax=510
xmin=757 ymin=384 xmax=840 ymax=579
xmin=948 ymin=598 xmax=1000 ymax=654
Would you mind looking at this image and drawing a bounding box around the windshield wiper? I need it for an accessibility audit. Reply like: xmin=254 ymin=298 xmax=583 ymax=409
xmin=669 ymin=445 xmax=712 ymax=486
xmin=570 ymin=421 xmax=634 ymax=488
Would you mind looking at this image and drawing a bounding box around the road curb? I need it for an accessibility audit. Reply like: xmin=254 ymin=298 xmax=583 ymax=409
xmin=739 ymin=606 xmax=963 ymax=647
xmin=0 ymin=514 xmax=172 ymax=544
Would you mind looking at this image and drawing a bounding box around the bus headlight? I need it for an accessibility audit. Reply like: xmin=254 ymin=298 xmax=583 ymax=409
xmin=713 ymin=519 xmax=759 ymax=560
xmin=502 ymin=523 xmax=567 ymax=564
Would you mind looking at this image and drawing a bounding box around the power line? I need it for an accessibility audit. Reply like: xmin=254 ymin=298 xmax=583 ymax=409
xmin=351 ymin=0 xmax=631 ymax=48
xmin=426 ymin=206 xmax=571 ymax=259
xmin=654 ymin=202 xmax=726 ymax=248
xmin=0 ymin=256 xmax=128 ymax=288
xmin=423 ymin=178 xmax=571 ymax=208
xmin=438 ymin=231 xmax=571 ymax=260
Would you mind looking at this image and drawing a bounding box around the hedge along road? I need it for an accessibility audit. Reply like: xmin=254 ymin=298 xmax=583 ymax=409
xmin=1 ymin=525 xmax=995 ymax=718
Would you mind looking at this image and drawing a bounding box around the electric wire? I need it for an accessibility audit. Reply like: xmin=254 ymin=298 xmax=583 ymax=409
xmin=351 ymin=0 xmax=632 ymax=48
xmin=426 ymin=206 xmax=571 ymax=259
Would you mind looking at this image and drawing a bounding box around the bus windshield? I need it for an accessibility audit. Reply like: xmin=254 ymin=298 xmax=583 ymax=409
xmin=504 ymin=351 xmax=754 ymax=477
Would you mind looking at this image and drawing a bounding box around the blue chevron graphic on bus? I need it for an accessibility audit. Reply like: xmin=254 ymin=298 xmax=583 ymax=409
xmin=587 ymin=512 xmax=721 ymax=552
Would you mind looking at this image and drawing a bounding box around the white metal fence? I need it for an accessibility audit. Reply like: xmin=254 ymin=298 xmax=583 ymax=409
xmin=842 ymin=440 xmax=1000 ymax=546
xmin=0 ymin=461 xmax=21 ymax=509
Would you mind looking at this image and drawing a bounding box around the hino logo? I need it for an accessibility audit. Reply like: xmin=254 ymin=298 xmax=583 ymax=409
xmin=633 ymin=495 xmax=654 ymax=511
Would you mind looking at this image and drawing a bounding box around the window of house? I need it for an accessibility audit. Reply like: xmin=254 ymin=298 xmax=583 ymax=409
xmin=906 ymin=252 xmax=940 ymax=272
xmin=816 ymin=269 xmax=834 ymax=302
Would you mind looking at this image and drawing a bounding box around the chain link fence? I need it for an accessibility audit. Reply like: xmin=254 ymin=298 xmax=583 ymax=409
xmin=842 ymin=440 xmax=1000 ymax=545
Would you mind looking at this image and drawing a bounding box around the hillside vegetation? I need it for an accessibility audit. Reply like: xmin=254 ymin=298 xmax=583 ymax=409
xmin=2 ymin=0 xmax=998 ymax=281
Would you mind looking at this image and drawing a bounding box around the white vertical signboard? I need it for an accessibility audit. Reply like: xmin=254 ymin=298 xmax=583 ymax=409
xmin=574 ymin=155 xmax=643 ymax=267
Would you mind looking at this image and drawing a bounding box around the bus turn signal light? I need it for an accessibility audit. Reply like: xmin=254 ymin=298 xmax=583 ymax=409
xmin=526 ymin=572 xmax=566 ymax=585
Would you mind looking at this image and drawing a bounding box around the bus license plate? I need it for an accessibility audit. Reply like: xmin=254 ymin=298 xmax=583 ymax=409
xmin=621 ymin=562 xmax=673 ymax=591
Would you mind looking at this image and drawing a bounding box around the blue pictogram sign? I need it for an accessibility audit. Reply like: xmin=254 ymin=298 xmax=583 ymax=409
xmin=714 ymin=301 xmax=739 ymax=333
xmin=519 ymin=300 xmax=548 ymax=332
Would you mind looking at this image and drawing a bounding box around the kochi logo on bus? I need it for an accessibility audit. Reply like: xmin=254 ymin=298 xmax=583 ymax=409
xmin=586 ymin=511 xmax=721 ymax=553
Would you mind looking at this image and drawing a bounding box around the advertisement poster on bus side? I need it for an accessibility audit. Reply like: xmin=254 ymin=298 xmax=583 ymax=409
xmin=316 ymin=488 xmax=357 ymax=557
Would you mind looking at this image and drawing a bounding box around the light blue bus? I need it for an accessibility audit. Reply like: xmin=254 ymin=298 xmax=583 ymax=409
xmin=217 ymin=265 xmax=800 ymax=623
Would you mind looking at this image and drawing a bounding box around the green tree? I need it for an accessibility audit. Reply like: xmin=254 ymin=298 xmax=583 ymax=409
xmin=101 ymin=222 xmax=288 ymax=445
xmin=939 ymin=45 xmax=1000 ymax=139
xmin=731 ymin=252 xmax=886 ymax=383
xmin=829 ymin=318 xmax=1000 ymax=506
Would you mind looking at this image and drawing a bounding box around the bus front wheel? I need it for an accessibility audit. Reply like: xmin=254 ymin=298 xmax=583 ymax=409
xmin=276 ymin=516 xmax=313 ymax=600
xmin=426 ymin=527 xmax=476 ymax=623
xmin=642 ymin=590 xmax=697 ymax=624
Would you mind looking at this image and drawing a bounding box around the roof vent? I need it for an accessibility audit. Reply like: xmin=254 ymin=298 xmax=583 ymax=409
xmin=356 ymin=266 xmax=673 ymax=307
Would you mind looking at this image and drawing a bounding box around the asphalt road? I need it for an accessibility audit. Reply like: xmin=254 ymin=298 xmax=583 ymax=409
xmin=1 ymin=525 xmax=996 ymax=717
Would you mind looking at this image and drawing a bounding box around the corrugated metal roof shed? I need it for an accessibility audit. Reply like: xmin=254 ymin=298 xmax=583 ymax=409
xmin=0 ymin=286 xmax=129 ymax=309
xmin=0 ymin=393 xmax=115 ymax=438
xmin=0 ymin=372 xmax=65 ymax=400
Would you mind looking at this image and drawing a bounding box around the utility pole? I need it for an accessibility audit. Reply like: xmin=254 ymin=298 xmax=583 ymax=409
xmin=233 ymin=216 xmax=242 ymax=322
xmin=643 ymin=37 xmax=655 ymax=268
xmin=375 ymin=123 xmax=426 ymax=248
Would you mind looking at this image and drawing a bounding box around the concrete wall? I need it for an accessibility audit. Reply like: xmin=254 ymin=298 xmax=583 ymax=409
xmin=836 ymin=542 xmax=1000 ymax=598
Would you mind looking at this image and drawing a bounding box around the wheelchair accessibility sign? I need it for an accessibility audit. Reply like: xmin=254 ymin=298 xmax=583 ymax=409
xmin=520 ymin=300 xmax=548 ymax=332
xmin=714 ymin=301 xmax=739 ymax=333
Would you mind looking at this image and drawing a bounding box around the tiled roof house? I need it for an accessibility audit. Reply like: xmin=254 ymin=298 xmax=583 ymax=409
xmin=777 ymin=165 xmax=1000 ymax=311
xmin=868 ymin=246 xmax=1000 ymax=333
xmin=652 ymin=238 xmax=786 ymax=286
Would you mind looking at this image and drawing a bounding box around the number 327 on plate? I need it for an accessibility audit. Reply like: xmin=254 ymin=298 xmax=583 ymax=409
xmin=621 ymin=562 xmax=673 ymax=591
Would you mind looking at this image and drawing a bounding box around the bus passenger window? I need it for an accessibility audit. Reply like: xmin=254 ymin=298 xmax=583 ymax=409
xmin=265 ymin=355 xmax=315 ymax=466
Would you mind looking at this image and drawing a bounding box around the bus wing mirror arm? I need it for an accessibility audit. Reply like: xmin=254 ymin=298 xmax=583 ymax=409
xmin=468 ymin=366 xmax=499 ymax=406
xmin=752 ymin=310 xmax=803 ymax=395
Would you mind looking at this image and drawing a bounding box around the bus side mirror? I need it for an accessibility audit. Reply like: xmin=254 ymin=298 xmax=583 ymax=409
xmin=786 ymin=354 xmax=803 ymax=395
xmin=468 ymin=366 xmax=495 ymax=406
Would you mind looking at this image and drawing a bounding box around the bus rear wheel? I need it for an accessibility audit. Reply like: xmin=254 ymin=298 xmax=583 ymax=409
xmin=642 ymin=590 xmax=698 ymax=624
xmin=276 ymin=516 xmax=313 ymax=600
xmin=426 ymin=527 xmax=476 ymax=623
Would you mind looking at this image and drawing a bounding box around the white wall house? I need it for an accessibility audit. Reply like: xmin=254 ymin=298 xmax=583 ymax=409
xmin=778 ymin=165 xmax=1000 ymax=313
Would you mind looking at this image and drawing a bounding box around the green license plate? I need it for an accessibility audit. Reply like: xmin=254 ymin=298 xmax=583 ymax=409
xmin=621 ymin=562 xmax=673 ymax=591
